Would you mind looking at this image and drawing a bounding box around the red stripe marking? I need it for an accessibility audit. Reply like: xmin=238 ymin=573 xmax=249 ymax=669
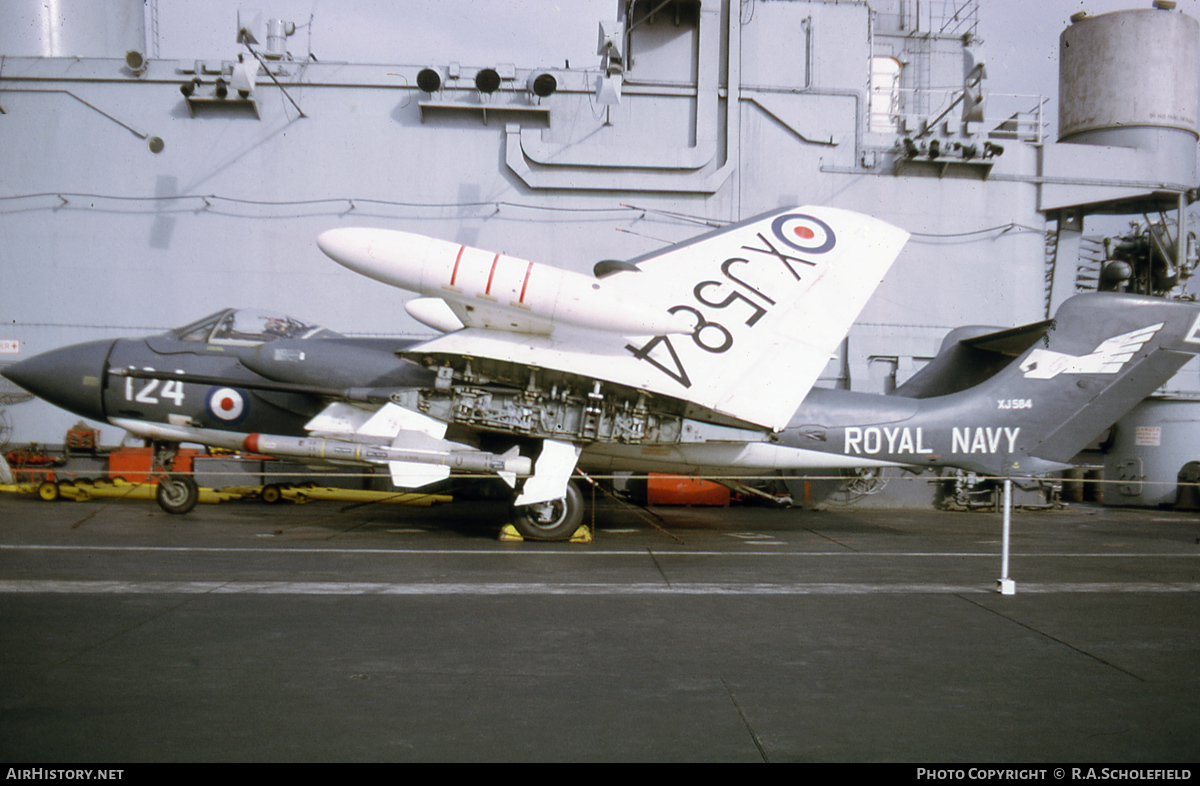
xmin=518 ymin=261 xmax=534 ymax=303
xmin=485 ymin=254 xmax=500 ymax=295
xmin=450 ymin=245 xmax=465 ymax=286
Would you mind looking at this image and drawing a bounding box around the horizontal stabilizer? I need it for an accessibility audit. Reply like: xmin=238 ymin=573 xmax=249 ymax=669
xmin=961 ymin=319 xmax=1056 ymax=356
xmin=894 ymin=319 xmax=1057 ymax=399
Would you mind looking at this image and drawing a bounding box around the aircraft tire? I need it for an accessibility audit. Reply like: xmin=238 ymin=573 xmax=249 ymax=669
xmin=156 ymin=475 xmax=199 ymax=515
xmin=510 ymin=481 xmax=584 ymax=540
xmin=260 ymin=484 xmax=283 ymax=504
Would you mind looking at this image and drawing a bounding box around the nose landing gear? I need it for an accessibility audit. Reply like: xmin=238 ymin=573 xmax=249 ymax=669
xmin=151 ymin=441 xmax=199 ymax=515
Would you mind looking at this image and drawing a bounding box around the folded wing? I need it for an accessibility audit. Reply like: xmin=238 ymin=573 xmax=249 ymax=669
xmin=381 ymin=206 xmax=909 ymax=431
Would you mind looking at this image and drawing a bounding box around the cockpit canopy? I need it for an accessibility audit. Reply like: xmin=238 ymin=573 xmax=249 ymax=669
xmin=173 ymin=308 xmax=339 ymax=345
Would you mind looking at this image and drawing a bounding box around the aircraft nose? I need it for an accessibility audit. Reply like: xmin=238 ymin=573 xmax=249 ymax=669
xmin=1 ymin=339 xmax=115 ymax=422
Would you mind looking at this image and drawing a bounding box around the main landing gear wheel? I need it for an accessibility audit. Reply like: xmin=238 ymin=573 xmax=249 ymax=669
xmin=510 ymin=481 xmax=584 ymax=540
xmin=156 ymin=475 xmax=199 ymax=515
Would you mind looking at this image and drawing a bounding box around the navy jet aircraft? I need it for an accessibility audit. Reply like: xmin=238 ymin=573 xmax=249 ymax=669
xmin=5 ymin=205 xmax=1200 ymax=538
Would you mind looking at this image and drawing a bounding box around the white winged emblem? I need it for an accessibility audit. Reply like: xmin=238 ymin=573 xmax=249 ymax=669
xmin=1020 ymin=323 xmax=1164 ymax=380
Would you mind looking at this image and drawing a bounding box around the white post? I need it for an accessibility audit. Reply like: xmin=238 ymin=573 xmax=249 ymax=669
xmin=998 ymin=478 xmax=1016 ymax=595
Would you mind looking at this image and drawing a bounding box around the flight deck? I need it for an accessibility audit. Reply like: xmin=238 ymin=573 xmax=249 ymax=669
xmin=1 ymin=493 xmax=1196 ymax=762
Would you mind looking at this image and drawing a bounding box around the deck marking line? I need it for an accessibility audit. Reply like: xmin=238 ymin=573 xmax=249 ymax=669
xmin=1 ymin=580 xmax=1198 ymax=596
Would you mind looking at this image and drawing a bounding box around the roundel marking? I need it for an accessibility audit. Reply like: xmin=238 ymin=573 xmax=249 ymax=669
xmin=207 ymin=387 xmax=247 ymax=423
xmin=770 ymin=213 xmax=837 ymax=255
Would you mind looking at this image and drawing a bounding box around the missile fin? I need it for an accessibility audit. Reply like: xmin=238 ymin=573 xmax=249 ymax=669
xmin=305 ymin=401 xmax=375 ymax=435
xmin=496 ymin=445 xmax=523 ymax=488
xmin=388 ymin=461 xmax=451 ymax=489
xmin=405 ymin=297 xmax=466 ymax=333
xmin=362 ymin=402 xmax=448 ymax=440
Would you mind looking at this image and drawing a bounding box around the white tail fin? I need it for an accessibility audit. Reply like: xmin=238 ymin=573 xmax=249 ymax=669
xmin=405 ymin=206 xmax=908 ymax=430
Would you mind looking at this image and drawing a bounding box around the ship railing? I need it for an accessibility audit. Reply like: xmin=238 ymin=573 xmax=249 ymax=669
xmin=887 ymin=90 xmax=1048 ymax=145
xmin=871 ymin=0 xmax=980 ymax=39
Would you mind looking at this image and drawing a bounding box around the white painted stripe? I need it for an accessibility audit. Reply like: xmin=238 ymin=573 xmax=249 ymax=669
xmin=1 ymin=544 xmax=1198 ymax=559
xmin=0 ymin=580 xmax=1197 ymax=596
